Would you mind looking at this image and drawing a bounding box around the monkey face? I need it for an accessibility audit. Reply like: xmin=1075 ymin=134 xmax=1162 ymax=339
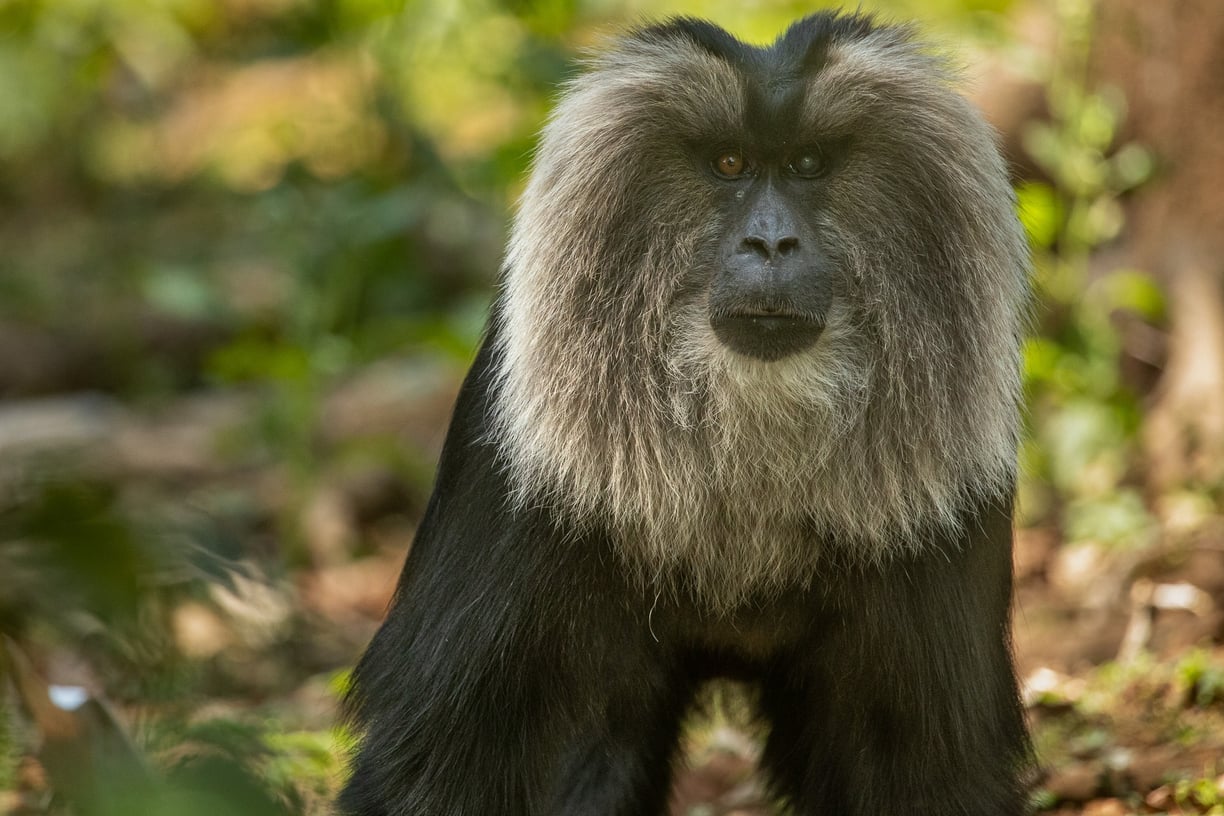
xmin=708 ymin=155 xmax=837 ymax=362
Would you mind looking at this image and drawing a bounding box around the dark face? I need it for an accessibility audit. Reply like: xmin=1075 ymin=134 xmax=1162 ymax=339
xmin=661 ymin=18 xmax=860 ymax=363
xmin=707 ymin=147 xmax=836 ymax=361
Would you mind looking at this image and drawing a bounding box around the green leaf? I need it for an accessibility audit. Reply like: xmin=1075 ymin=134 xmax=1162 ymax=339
xmin=1016 ymin=181 xmax=1062 ymax=250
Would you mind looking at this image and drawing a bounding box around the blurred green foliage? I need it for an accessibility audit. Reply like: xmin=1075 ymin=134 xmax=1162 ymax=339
xmin=1015 ymin=0 xmax=1158 ymax=547
xmin=1177 ymin=650 xmax=1224 ymax=710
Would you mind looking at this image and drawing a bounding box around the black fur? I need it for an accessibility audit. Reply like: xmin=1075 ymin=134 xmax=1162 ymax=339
xmin=338 ymin=315 xmax=1030 ymax=816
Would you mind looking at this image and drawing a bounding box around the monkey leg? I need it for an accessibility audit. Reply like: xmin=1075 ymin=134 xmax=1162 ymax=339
xmin=341 ymin=511 xmax=692 ymax=815
xmin=538 ymin=554 xmax=694 ymax=815
xmin=546 ymin=664 xmax=693 ymax=816
xmin=759 ymin=499 xmax=1031 ymax=816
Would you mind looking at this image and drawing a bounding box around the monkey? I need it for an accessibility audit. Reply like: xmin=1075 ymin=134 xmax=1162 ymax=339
xmin=339 ymin=11 xmax=1032 ymax=816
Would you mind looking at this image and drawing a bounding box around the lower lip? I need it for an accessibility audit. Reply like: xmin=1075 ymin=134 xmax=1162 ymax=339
xmin=709 ymin=314 xmax=825 ymax=362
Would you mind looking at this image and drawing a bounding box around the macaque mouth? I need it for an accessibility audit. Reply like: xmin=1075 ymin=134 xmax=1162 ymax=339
xmin=709 ymin=309 xmax=826 ymax=361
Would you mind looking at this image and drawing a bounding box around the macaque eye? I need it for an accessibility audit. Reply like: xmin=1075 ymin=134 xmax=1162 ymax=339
xmin=787 ymin=149 xmax=825 ymax=178
xmin=713 ymin=151 xmax=747 ymax=178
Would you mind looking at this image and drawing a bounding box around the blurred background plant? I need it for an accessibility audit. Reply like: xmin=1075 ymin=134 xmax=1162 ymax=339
xmin=1015 ymin=0 xmax=1158 ymax=551
xmin=1 ymin=0 xmax=1223 ymax=814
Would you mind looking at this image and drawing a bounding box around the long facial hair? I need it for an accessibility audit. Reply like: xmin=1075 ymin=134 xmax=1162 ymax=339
xmin=489 ymin=16 xmax=1030 ymax=609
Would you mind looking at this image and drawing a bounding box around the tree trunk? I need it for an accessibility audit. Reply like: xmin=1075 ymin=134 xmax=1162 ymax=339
xmin=1093 ymin=0 xmax=1224 ymax=489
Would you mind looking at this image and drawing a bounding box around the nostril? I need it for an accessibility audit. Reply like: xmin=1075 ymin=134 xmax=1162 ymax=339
xmin=741 ymin=235 xmax=770 ymax=258
xmin=776 ymin=236 xmax=799 ymax=256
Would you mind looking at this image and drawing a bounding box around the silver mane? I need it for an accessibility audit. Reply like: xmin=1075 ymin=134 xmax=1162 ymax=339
xmin=489 ymin=21 xmax=1029 ymax=608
